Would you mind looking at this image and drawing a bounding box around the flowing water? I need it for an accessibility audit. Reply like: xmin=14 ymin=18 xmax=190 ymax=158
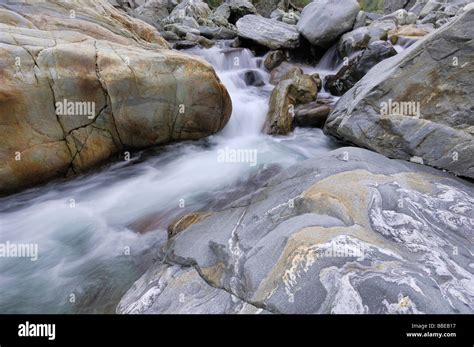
xmin=0 ymin=41 xmax=341 ymax=313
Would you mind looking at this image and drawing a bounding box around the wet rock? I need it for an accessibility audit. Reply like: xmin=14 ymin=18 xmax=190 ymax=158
xmin=326 ymin=40 xmax=397 ymax=96
xmin=241 ymin=70 xmax=266 ymax=87
xmin=264 ymin=50 xmax=286 ymax=70
xmin=311 ymin=73 xmax=322 ymax=92
xmin=294 ymin=104 xmax=331 ymax=128
xmin=264 ymin=70 xmax=317 ymax=135
xmin=119 ymin=147 xmax=474 ymax=314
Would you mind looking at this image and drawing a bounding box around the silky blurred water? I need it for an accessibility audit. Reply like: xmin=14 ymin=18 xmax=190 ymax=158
xmin=0 ymin=41 xmax=340 ymax=313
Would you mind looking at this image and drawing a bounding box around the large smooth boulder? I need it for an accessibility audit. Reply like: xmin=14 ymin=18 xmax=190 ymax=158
xmin=297 ymin=0 xmax=360 ymax=47
xmin=0 ymin=0 xmax=232 ymax=195
xmin=118 ymin=147 xmax=474 ymax=314
xmin=325 ymin=6 xmax=474 ymax=178
xmin=236 ymin=14 xmax=300 ymax=49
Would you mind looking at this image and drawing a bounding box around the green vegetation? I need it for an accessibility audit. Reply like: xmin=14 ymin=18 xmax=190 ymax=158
xmin=358 ymin=0 xmax=384 ymax=13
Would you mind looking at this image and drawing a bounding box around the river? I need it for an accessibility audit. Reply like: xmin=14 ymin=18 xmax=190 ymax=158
xmin=0 ymin=41 xmax=341 ymax=313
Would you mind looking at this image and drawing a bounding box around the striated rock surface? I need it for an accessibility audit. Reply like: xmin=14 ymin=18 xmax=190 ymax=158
xmin=236 ymin=14 xmax=300 ymax=49
xmin=118 ymin=147 xmax=474 ymax=314
xmin=0 ymin=0 xmax=232 ymax=194
xmin=325 ymin=6 xmax=474 ymax=178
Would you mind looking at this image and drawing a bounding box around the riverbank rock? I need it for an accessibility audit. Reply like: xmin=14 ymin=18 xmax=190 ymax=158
xmin=236 ymin=14 xmax=300 ymax=49
xmin=297 ymin=0 xmax=360 ymax=47
xmin=117 ymin=147 xmax=474 ymax=313
xmin=325 ymin=6 xmax=474 ymax=178
xmin=264 ymin=70 xmax=317 ymax=135
xmin=0 ymin=0 xmax=232 ymax=195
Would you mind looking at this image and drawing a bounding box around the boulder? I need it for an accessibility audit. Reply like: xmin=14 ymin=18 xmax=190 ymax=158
xmin=236 ymin=14 xmax=300 ymax=49
xmin=0 ymin=0 xmax=232 ymax=195
xmin=184 ymin=32 xmax=215 ymax=47
xmin=264 ymin=50 xmax=286 ymax=70
xmin=226 ymin=0 xmax=257 ymax=23
xmin=269 ymin=62 xmax=303 ymax=84
xmin=297 ymin=0 xmax=360 ymax=47
xmin=166 ymin=0 xmax=212 ymax=24
xmin=253 ymin=0 xmax=289 ymax=18
xmin=353 ymin=10 xmax=369 ymax=28
xmin=164 ymin=22 xmax=201 ymax=37
xmin=338 ymin=27 xmax=372 ymax=58
xmin=264 ymin=70 xmax=317 ymax=135
xmin=118 ymin=147 xmax=474 ymax=313
xmin=388 ymin=24 xmax=434 ymax=44
xmin=241 ymin=70 xmax=266 ymax=87
xmin=325 ymin=6 xmax=474 ymax=178
xmin=326 ymin=41 xmax=397 ymax=96
xmin=294 ymin=104 xmax=331 ymax=128
xmin=311 ymin=73 xmax=322 ymax=92
xmin=133 ymin=0 xmax=171 ymax=27
xmin=173 ymin=40 xmax=198 ymax=49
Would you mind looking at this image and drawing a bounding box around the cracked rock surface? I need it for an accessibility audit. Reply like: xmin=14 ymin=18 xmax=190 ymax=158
xmin=0 ymin=0 xmax=231 ymax=194
xmin=117 ymin=147 xmax=474 ymax=314
xmin=325 ymin=5 xmax=474 ymax=179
